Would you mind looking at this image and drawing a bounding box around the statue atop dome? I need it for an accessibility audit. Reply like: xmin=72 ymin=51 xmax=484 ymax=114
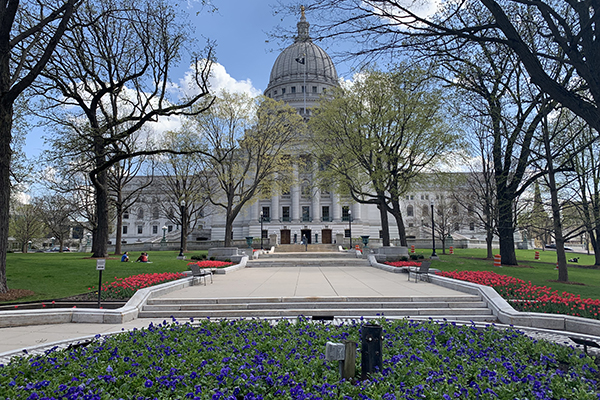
xmin=296 ymin=5 xmax=311 ymax=43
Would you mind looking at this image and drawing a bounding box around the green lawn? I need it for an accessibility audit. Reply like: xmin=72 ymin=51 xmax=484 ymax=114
xmin=3 ymin=250 xmax=207 ymax=304
xmin=3 ymin=247 xmax=599 ymax=304
xmin=424 ymin=247 xmax=600 ymax=300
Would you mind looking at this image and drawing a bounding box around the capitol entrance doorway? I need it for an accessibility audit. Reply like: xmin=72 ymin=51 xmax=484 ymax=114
xmin=280 ymin=229 xmax=291 ymax=244
xmin=321 ymin=229 xmax=332 ymax=244
xmin=300 ymin=229 xmax=312 ymax=244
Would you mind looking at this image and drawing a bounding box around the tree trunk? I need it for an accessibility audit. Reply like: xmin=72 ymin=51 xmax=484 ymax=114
xmin=182 ymin=204 xmax=188 ymax=252
xmin=378 ymin=200 xmax=390 ymax=246
xmin=543 ymin=125 xmax=568 ymax=281
xmin=389 ymin=199 xmax=408 ymax=247
xmin=0 ymin=101 xmax=12 ymax=293
xmin=91 ymin=169 xmax=109 ymax=258
xmin=497 ymin=190 xmax=518 ymax=265
xmin=224 ymin=208 xmax=234 ymax=248
xmin=114 ymin=203 xmax=123 ymax=255
xmin=486 ymin=230 xmax=494 ymax=260
xmin=593 ymin=225 xmax=600 ymax=266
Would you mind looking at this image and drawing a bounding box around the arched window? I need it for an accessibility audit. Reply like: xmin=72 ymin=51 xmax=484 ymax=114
xmin=407 ymin=205 xmax=414 ymax=217
xmin=137 ymin=208 xmax=144 ymax=219
xmin=152 ymin=207 xmax=159 ymax=219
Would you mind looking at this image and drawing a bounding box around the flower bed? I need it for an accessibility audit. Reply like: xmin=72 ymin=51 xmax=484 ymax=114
xmin=88 ymin=272 xmax=186 ymax=301
xmin=187 ymin=260 xmax=234 ymax=269
xmin=384 ymin=261 xmax=422 ymax=267
xmin=437 ymin=270 xmax=600 ymax=320
xmin=1 ymin=318 xmax=598 ymax=399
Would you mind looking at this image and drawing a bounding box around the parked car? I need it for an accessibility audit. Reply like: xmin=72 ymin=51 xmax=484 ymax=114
xmin=545 ymin=243 xmax=572 ymax=251
xmin=50 ymin=246 xmax=70 ymax=252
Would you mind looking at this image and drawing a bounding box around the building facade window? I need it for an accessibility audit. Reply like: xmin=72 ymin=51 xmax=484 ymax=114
xmin=470 ymin=222 xmax=475 ymax=231
xmin=261 ymin=206 xmax=271 ymax=222
xmin=291 ymin=86 xmax=296 ymax=93
xmin=407 ymin=205 xmax=414 ymax=217
xmin=281 ymin=88 xmax=286 ymax=94
xmin=312 ymin=86 xmax=317 ymax=93
xmin=168 ymin=225 xmax=173 ymax=232
xmin=123 ymin=226 xmax=128 ymax=234
xmin=262 ymin=230 xmax=268 ymax=239
xmin=137 ymin=225 xmax=143 ymax=234
xmin=322 ymin=206 xmax=330 ymax=222
xmin=345 ymin=229 xmax=351 ymax=238
xmin=454 ymin=222 xmax=460 ymax=231
xmin=137 ymin=208 xmax=144 ymax=219
xmin=282 ymin=206 xmax=290 ymax=222
xmin=153 ymin=208 xmax=159 ymax=219
xmin=422 ymin=205 xmax=429 ymax=216
xmin=342 ymin=206 xmax=350 ymax=221
xmin=123 ymin=211 xmax=129 ymax=219
xmin=152 ymin=225 xmax=158 ymax=234
xmin=302 ymin=206 xmax=310 ymax=222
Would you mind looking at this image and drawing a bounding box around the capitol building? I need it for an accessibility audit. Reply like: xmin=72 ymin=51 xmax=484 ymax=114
xmin=110 ymin=11 xmax=487 ymax=250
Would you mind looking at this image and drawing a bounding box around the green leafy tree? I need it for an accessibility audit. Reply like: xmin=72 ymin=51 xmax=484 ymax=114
xmin=193 ymin=92 xmax=304 ymax=247
xmin=9 ymin=202 xmax=45 ymax=253
xmin=310 ymin=66 xmax=458 ymax=246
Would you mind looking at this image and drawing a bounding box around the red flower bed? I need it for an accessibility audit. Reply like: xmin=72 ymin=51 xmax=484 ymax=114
xmin=187 ymin=260 xmax=233 ymax=268
xmin=90 ymin=272 xmax=186 ymax=300
xmin=437 ymin=270 xmax=600 ymax=320
xmin=385 ymin=261 xmax=422 ymax=267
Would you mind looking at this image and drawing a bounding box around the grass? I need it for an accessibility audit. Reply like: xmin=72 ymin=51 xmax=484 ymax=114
xmin=2 ymin=250 xmax=207 ymax=304
xmin=3 ymin=247 xmax=600 ymax=304
xmin=423 ymin=247 xmax=600 ymax=300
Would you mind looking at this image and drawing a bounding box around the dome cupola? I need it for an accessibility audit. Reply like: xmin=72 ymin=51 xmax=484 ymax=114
xmin=264 ymin=6 xmax=338 ymax=115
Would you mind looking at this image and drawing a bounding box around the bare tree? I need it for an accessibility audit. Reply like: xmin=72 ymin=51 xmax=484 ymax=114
xmin=0 ymin=0 xmax=78 ymax=292
xmin=37 ymin=0 xmax=214 ymax=258
xmin=35 ymin=194 xmax=73 ymax=253
xmin=155 ymin=130 xmax=210 ymax=252
xmin=279 ymin=1 xmax=600 ymax=134
xmin=107 ymin=152 xmax=153 ymax=255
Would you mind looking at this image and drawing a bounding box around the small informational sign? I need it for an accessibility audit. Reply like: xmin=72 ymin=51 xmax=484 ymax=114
xmin=96 ymin=259 xmax=106 ymax=270
xmin=325 ymin=342 xmax=345 ymax=361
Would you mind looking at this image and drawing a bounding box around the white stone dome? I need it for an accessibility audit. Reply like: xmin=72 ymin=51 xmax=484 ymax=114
xmin=264 ymin=9 xmax=338 ymax=107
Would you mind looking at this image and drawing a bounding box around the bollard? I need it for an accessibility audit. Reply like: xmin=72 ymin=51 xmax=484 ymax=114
xmin=449 ymin=246 xmax=454 ymax=254
xmin=326 ymin=341 xmax=356 ymax=380
xmin=410 ymin=245 xmax=415 ymax=253
xmin=535 ymin=251 xmax=539 ymax=260
xmin=361 ymin=324 xmax=382 ymax=380
xmin=494 ymin=254 xmax=501 ymax=267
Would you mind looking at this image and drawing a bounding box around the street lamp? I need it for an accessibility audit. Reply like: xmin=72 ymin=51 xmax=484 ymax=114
xmin=27 ymin=240 xmax=32 ymax=252
xmin=430 ymin=200 xmax=437 ymax=258
xmin=161 ymin=225 xmax=167 ymax=244
xmin=260 ymin=210 xmax=264 ymax=250
xmin=51 ymin=237 xmax=55 ymax=248
xmin=178 ymin=200 xmax=186 ymax=258
xmin=348 ymin=209 xmax=352 ymax=248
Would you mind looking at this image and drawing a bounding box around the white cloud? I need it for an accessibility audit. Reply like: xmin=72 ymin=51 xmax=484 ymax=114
xmin=181 ymin=61 xmax=262 ymax=99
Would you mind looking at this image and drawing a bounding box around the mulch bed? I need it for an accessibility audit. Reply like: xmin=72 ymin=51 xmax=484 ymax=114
xmin=0 ymin=289 xmax=36 ymax=302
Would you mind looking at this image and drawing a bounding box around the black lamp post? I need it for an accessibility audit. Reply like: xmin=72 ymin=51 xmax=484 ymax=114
xmin=260 ymin=210 xmax=264 ymax=250
xmin=348 ymin=209 xmax=353 ymax=248
xmin=178 ymin=200 xmax=186 ymax=258
xmin=161 ymin=225 xmax=167 ymax=244
xmin=430 ymin=200 xmax=437 ymax=258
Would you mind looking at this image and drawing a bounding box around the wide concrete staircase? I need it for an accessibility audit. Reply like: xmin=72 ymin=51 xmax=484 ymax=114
xmin=138 ymin=250 xmax=496 ymax=322
xmin=139 ymin=295 xmax=494 ymax=321
xmin=246 ymin=251 xmax=366 ymax=268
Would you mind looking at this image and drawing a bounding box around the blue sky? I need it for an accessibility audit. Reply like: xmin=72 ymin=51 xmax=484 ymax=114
xmin=23 ymin=1 xmax=353 ymax=159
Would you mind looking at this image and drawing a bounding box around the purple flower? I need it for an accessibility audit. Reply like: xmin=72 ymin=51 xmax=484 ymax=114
xmin=145 ymin=379 xmax=153 ymax=388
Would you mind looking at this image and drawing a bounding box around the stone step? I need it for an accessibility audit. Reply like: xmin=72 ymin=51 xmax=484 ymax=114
xmin=246 ymin=260 xmax=368 ymax=268
xmin=275 ymin=244 xmax=339 ymax=252
xmin=142 ymin=301 xmax=489 ymax=311
xmin=138 ymin=308 xmax=493 ymax=319
xmin=146 ymin=295 xmax=482 ymax=305
xmin=259 ymin=251 xmax=357 ymax=259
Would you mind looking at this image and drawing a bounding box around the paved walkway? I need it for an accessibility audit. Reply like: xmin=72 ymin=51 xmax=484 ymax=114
xmin=0 ymin=265 xmax=466 ymax=358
